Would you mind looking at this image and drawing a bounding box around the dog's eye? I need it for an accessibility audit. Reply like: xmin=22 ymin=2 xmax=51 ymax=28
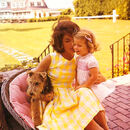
xmin=35 ymin=82 xmax=39 ymax=86
xmin=29 ymin=81 xmax=32 ymax=84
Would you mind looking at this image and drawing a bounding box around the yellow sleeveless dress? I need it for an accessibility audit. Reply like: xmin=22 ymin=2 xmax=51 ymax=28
xmin=38 ymin=52 xmax=104 ymax=130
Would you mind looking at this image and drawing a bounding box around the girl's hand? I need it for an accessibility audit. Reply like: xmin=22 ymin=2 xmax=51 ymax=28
xmin=74 ymin=85 xmax=84 ymax=90
xmin=72 ymin=80 xmax=79 ymax=90
xmin=94 ymin=72 xmax=106 ymax=85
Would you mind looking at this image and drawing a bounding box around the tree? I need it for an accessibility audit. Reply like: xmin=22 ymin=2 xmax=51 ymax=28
xmin=116 ymin=0 xmax=130 ymax=20
xmin=101 ymin=0 xmax=117 ymax=14
xmin=73 ymin=0 xmax=103 ymax=16
xmin=73 ymin=0 xmax=130 ymax=19
xmin=61 ymin=8 xmax=74 ymax=15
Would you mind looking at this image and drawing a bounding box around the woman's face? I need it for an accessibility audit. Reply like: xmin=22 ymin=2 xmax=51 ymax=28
xmin=62 ymin=34 xmax=74 ymax=55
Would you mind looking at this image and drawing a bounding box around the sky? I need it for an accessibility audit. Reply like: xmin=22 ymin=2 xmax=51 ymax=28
xmin=44 ymin=0 xmax=74 ymax=9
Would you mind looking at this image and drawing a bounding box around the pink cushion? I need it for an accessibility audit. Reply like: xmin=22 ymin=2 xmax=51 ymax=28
xmin=9 ymin=71 xmax=34 ymax=129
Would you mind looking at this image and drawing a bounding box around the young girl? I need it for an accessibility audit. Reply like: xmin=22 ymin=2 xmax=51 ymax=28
xmin=73 ymin=29 xmax=115 ymax=102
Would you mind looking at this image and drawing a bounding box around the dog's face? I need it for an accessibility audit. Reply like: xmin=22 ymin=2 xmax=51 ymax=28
xmin=27 ymin=71 xmax=47 ymax=99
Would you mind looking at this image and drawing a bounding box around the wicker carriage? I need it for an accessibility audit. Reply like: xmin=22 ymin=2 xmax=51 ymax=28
xmin=1 ymin=69 xmax=33 ymax=130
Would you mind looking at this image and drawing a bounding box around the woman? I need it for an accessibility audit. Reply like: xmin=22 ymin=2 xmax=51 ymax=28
xmin=33 ymin=21 xmax=108 ymax=130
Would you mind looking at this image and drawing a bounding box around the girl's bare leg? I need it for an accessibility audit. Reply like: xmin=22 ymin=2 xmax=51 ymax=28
xmin=94 ymin=111 xmax=109 ymax=130
xmin=84 ymin=119 xmax=104 ymax=130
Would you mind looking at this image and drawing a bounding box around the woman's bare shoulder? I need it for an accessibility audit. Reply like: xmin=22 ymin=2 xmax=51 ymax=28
xmin=35 ymin=55 xmax=51 ymax=72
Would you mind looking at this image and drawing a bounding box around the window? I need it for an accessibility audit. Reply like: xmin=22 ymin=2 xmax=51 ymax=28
xmin=30 ymin=2 xmax=34 ymax=7
xmin=34 ymin=2 xmax=37 ymax=6
xmin=11 ymin=2 xmax=17 ymax=8
xmin=19 ymin=2 xmax=25 ymax=8
xmin=7 ymin=2 xmax=10 ymax=7
xmin=0 ymin=2 xmax=7 ymax=8
xmin=37 ymin=2 xmax=41 ymax=6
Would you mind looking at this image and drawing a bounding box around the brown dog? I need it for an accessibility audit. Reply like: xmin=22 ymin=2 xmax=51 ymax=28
xmin=27 ymin=70 xmax=54 ymax=127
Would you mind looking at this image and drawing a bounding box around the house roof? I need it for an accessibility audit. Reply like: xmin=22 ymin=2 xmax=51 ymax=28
xmin=0 ymin=0 xmax=49 ymax=11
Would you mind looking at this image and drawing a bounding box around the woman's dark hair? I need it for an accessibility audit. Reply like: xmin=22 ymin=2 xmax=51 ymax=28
xmin=50 ymin=21 xmax=80 ymax=53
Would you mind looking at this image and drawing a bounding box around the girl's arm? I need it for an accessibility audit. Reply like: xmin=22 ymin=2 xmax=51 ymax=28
xmin=74 ymin=56 xmax=79 ymax=89
xmin=74 ymin=68 xmax=79 ymax=89
xmin=33 ymin=55 xmax=51 ymax=72
xmin=75 ymin=67 xmax=98 ymax=90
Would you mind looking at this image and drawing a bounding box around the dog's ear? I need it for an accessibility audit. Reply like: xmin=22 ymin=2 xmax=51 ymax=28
xmin=27 ymin=70 xmax=34 ymax=77
xmin=39 ymin=72 xmax=47 ymax=81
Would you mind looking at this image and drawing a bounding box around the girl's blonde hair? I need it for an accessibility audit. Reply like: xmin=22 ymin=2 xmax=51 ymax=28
xmin=74 ymin=29 xmax=99 ymax=53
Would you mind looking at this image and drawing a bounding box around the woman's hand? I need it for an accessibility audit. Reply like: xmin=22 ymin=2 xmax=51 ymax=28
xmin=94 ymin=72 xmax=106 ymax=85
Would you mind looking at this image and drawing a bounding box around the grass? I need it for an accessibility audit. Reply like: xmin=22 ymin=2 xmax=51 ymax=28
xmin=0 ymin=51 xmax=20 ymax=66
xmin=0 ymin=19 xmax=130 ymax=79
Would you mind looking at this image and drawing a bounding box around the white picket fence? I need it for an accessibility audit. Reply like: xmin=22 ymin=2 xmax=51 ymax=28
xmin=73 ymin=10 xmax=119 ymax=23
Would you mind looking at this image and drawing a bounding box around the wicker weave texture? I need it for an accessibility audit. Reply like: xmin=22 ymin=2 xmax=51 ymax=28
xmin=1 ymin=69 xmax=33 ymax=130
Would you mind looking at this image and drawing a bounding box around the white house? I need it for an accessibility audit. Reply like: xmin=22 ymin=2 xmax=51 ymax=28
xmin=0 ymin=0 xmax=61 ymax=22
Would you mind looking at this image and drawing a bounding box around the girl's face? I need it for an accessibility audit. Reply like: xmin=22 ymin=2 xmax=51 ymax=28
xmin=62 ymin=34 xmax=74 ymax=55
xmin=73 ymin=37 xmax=89 ymax=56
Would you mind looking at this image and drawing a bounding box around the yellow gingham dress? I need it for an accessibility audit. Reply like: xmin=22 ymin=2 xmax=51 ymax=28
xmin=37 ymin=52 xmax=104 ymax=130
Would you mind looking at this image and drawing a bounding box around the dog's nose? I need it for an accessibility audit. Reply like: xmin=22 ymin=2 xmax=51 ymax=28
xmin=30 ymin=92 xmax=33 ymax=96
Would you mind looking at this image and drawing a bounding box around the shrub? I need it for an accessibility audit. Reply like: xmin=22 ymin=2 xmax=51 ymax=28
xmin=45 ymin=16 xmax=57 ymax=21
xmin=27 ymin=16 xmax=58 ymax=23
xmin=0 ymin=57 xmax=39 ymax=72
xmin=57 ymin=15 xmax=71 ymax=21
xmin=113 ymin=52 xmax=130 ymax=77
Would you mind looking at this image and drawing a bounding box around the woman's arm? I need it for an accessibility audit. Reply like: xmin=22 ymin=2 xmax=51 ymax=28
xmin=33 ymin=55 xmax=51 ymax=72
xmin=75 ymin=67 xmax=98 ymax=90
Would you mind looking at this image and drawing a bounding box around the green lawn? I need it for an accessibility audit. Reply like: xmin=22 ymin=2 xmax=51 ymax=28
xmin=0 ymin=51 xmax=20 ymax=65
xmin=0 ymin=19 xmax=130 ymax=79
